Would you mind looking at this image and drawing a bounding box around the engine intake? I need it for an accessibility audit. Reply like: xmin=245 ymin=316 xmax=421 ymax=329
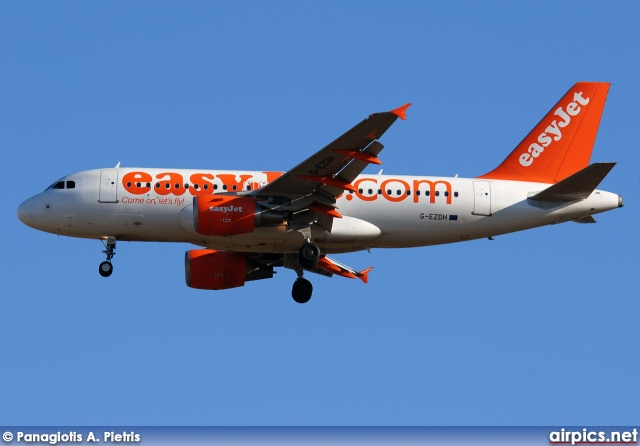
xmin=185 ymin=249 xmax=274 ymax=290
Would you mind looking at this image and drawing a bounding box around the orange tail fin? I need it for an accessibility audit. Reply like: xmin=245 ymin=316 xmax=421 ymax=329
xmin=479 ymin=82 xmax=610 ymax=183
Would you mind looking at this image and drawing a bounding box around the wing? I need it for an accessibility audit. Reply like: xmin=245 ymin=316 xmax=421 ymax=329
xmin=249 ymin=103 xmax=411 ymax=224
xmin=193 ymin=104 xmax=409 ymax=292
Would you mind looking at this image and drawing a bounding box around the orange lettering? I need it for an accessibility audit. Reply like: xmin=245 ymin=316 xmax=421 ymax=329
xmin=217 ymin=174 xmax=253 ymax=192
xmin=380 ymin=179 xmax=410 ymax=203
xmin=122 ymin=171 xmax=152 ymax=195
xmin=352 ymin=178 xmax=378 ymax=202
xmin=413 ymin=179 xmax=452 ymax=204
xmin=189 ymin=173 xmax=215 ymax=196
xmin=154 ymin=172 xmax=186 ymax=196
xmin=263 ymin=171 xmax=284 ymax=183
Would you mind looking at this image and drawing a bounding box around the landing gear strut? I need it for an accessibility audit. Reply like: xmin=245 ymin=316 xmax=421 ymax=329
xmin=291 ymin=242 xmax=320 ymax=304
xmin=99 ymin=236 xmax=116 ymax=278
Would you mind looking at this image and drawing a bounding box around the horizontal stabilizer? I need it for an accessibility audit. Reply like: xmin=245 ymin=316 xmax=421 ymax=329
xmin=529 ymin=162 xmax=616 ymax=202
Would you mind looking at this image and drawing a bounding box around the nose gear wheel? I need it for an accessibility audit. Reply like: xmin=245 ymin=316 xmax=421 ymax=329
xmin=99 ymin=236 xmax=116 ymax=278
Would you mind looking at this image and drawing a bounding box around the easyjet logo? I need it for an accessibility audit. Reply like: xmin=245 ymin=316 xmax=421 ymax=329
xmin=122 ymin=171 xmax=283 ymax=196
xmin=519 ymin=91 xmax=590 ymax=167
xmin=209 ymin=206 xmax=243 ymax=213
xmin=122 ymin=171 xmax=455 ymax=205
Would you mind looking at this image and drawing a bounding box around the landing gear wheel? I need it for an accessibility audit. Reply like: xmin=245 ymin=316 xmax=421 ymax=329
xmin=298 ymin=242 xmax=320 ymax=269
xmin=99 ymin=261 xmax=113 ymax=277
xmin=292 ymin=278 xmax=313 ymax=304
xmin=99 ymin=236 xmax=117 ymax=278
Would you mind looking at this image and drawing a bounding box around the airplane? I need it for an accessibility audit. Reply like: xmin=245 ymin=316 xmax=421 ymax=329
xmin=17 ymin=82 xmax=623 ymax=303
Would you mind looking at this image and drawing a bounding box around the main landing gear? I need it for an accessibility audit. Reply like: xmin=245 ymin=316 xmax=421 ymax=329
xmin=291 ymin=242 xmax=320 ymax=304
xmin=99 ymin=236 xmax=116 ymax=278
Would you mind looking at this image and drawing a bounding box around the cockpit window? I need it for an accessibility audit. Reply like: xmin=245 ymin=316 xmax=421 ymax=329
xmin=45 ymin=179 xmax=76 ymax=191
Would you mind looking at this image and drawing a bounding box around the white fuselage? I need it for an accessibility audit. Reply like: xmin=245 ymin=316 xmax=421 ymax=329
xmin=17 ymin=167 xmax=622 ymax=254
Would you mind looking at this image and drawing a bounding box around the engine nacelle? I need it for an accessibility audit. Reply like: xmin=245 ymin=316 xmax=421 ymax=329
xmin=193 ymin=196 xmax=283 ymax=236
xmin=185 ymin=249 xmax=273 ymax=290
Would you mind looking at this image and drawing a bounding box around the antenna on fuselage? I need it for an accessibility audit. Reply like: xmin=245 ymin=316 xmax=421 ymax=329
xmin=115 ymin=162 xmax=121 ymax=168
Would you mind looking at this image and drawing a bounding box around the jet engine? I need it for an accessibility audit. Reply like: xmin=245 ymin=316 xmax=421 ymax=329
xmin=185 ymin=249 xmax=274 ymax=290
xmin=193 ymin=196 xmax=283 ymax=236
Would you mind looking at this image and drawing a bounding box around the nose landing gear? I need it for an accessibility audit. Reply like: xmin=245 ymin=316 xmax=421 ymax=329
xmin=291 ymin=242 xmax=320 ymax=304
xmin=98 ymin=236 xmax=116 ymax=278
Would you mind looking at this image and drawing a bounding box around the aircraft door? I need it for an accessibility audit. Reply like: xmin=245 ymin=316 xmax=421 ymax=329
xmin=99 ymin=170 xmax=119 ymax=203
xmin=472 ymin=181 xmax=492 ymax=216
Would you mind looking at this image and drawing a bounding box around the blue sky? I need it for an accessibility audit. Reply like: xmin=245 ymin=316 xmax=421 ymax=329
xmin=1 ymin=2 xmax=638 ymax=426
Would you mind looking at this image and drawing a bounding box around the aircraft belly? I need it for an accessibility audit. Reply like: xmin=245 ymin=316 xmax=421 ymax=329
xmin=200 ymin=221 xmax=381 ymax=254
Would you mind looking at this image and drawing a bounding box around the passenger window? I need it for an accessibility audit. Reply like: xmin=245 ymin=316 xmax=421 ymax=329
xmin=436 ymin=191 xmax=440 ymax=197
xmin=66 ymin=181 xmax=75 ymax=189
xmin=454 ymin=192 xmax=459 ymax=197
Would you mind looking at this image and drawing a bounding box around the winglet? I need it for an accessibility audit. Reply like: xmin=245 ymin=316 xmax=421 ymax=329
xmin=357 ymin=267 xmax=374 ymax=284
xmin=391 ymin=103 xmax=411 ymax=120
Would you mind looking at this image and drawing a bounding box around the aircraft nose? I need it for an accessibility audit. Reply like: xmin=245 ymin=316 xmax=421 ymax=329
xmin=17 ymin=197 xmax=35 ymax=227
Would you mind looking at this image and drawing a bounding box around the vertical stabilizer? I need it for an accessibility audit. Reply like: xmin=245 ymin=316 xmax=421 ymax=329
xmin=479 ymin=82 xmax=609 ymax=183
